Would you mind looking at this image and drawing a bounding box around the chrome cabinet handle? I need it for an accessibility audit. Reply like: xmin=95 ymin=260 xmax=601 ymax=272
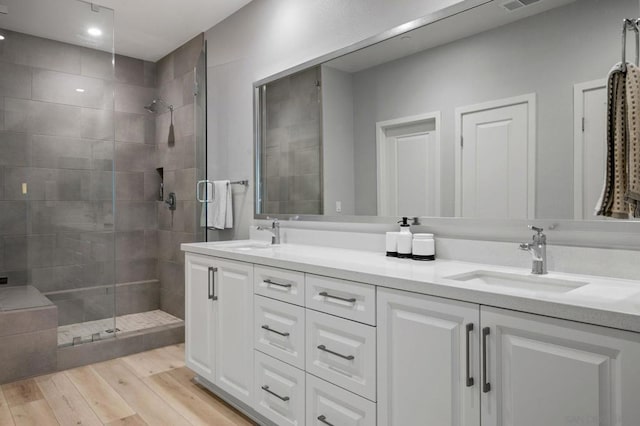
xmin=319 ymin=291 xmax=356 ymax=303
xmin=264 ymin=279 xmax=292 ymax=288
xmin=317 ymin=344 xmax=354 ymax=360
xmin=261 ymin=385 xmax=290 ymax=401
xmin=208 ymin=267 xmax=218 ymax=300
xmin=482 ymin=327 xmax=491 ymax=393
xmin=317 ymin=415 xmax=335 ymax=426
xmin=466 ymin=323 xmax=474 ymax=387
xmin=261 ymin=325 xmax=290 ymax=337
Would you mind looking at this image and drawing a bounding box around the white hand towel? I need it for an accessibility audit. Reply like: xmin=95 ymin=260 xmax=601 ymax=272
xmin=224 ymin=181 xmax=233 ymax=229
xmin=201 ymin=183 xmax=215 ymax=228
xmin=211 ymin=180 xmax=233 ymax=229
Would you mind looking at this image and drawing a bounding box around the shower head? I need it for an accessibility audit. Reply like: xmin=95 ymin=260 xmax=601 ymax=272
xmin=144 ymin=99 xmax=173 ymax=113
xmin=143 ymin=100 xmax=159 ymax=113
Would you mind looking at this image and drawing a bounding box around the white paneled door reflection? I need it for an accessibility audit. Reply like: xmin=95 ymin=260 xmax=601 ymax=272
xmin=574 ymin=80 xmax=607 ymax=220
xmin=377 ymin=113 xmax=440 ymax=217
xmin=456 ymin=95 xmax=535 ymax=219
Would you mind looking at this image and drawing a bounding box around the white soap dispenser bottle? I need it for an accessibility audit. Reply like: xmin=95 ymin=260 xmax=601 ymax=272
xmin=396 ymin=217 xmax=413 ymax=258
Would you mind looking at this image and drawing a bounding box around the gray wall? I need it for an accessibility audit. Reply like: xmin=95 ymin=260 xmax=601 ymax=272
xmin=322 ymin=65 xmax=355 ymax=216
xmin=155 ymin=34 xmax=203 ymax=320
xmin=205 ymin=0 xmax=464 ymax=237
xmin=347 ymin=0 xmax=636 ymax=218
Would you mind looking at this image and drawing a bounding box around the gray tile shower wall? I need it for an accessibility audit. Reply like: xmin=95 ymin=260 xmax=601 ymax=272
xmin=263 ymin=66 xmax=323 ymax=215
xmin=0 ymin=29 xmax=160 ymax=325
xmin=155 ymin=34 xmax=203 ymax=320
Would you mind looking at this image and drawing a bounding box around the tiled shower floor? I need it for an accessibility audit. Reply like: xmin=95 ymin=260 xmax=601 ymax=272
xmin=57 ymin=309 xmax=183 ymax=346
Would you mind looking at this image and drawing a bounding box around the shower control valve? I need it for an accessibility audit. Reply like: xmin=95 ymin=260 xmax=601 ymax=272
xmin=165 ymin=192 xmax=177 ymax=211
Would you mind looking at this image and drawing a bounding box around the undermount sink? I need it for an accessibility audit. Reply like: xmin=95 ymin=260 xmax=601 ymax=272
xmin=445 ymin=270 xmax=588 ymax=294
xmin=215 ymin=240 xmax=272 ymax=250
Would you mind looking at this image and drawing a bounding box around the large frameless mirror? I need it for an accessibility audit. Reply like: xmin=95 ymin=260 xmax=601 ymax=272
xmin=255 ymin=0 xmax=640 ymax=224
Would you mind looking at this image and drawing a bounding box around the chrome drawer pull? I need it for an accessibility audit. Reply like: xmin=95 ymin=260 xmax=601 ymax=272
xmin=318 ymin=291 xmax=356 ymax=303
xmin=261 ymin=324 xmax=290 ymax=337
xmin=317 ymin=344 xmax=354 ymax=360
xmin=261 ymin=385 xmax=290 ymax=401
xmin=264 ymin=278 xmax=292 ymax=288
xmin=317 ymin=415 xmax=335 ymax=426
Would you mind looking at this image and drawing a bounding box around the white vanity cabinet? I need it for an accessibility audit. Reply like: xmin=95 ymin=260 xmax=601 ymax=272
xmin=377 ymin=288 xmax=481 ymax=426
xmin=184 ymin=248 xmax=640 ymax=426
xmin=481 ymin=306 xmax=640 ymax=426
xmin=185 ymin=254 xmax=254 ymax=406
xmin=377 ymin=287 xmax=640 ymax=426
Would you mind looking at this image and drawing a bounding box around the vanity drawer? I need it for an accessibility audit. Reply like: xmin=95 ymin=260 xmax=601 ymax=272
xmin=254 ymin=351 xmax=305 ymax=426
xmin=306 ymin=274 xmax=376 ymax=325
xmin=255 ymin=265 xmax=305 ymax=306
xmin=306 ymin=309 xmax=376 ymax=401
xmin=306 ymin=374 xmax=376 ymax=426
xmin=254 ymin=295 xmax=306 ymax=369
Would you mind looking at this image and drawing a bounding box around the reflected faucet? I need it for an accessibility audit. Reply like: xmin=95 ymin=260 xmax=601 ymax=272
xmin=519 ymin=225 xmax=547 ymax=275
xmin=257 ymin=218 xmax=280 ymax=245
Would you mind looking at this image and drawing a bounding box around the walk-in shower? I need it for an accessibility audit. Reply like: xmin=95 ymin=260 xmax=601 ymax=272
xmin=0 ymin=0 xmax=204 ymax=383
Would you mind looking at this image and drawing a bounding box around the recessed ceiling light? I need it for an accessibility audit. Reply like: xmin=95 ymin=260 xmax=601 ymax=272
xmin=76 ymin=88 xmax=85 ymax=93
xmin=87 ymin=27 xmax=102 ymax=37
xmin=0 ymin=35 xmax=5 ymax=41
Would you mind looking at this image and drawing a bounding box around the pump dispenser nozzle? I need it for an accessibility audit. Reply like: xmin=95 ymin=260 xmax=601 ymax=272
xmin=398 ymin=217 xmax=410 ymax=227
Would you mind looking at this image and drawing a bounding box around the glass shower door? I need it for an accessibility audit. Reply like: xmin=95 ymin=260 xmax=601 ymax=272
xmin=195 ymin=42 xmax=209 ymax=243
xmin=0 ymin=0 xmax=116 ymax=346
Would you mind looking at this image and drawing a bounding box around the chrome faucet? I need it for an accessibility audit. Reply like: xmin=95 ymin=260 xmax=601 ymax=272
xmin=519 ymin=226 xmax=547 ymax=275
xmin=257 ymin=218 xmax=280 ymax=245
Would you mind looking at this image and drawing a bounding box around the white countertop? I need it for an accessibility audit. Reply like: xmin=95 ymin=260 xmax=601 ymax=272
xmin=182 ymin=241 xmax=640 ymax=333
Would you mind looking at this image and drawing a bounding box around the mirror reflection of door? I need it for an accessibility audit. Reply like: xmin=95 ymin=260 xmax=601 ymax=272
xmin=573 ymin=80 xmax=608 ymax=221
xmin=455 ymin=95 xmax=536 ymax=219
xmin=376 ymin=113 xmax=441 ymax=217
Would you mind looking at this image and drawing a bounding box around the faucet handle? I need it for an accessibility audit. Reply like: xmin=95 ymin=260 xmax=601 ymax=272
xmin=266 ymin=216 xmax=279 ymax=227
xmin=528 ymin=225 xmax=544 ymax=234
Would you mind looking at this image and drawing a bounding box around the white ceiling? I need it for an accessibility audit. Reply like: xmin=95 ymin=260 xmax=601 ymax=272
xmin=0 ymin=0 xmax=251 ymax=61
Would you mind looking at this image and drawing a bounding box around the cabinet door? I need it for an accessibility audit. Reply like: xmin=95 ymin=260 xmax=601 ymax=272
xmin=185 ymin=253 xmax=217 ymax=381
xmin=481 ymin=306 xmax=640 ymax=426
xmin=377 ymin=287 xmax=480 ymax=426
xmin=215 ymin=258 xmax=255 ymax=406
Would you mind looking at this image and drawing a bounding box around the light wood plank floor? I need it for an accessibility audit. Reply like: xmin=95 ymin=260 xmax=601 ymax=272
xmin=0 ymin=344 xmax=256 ymax=426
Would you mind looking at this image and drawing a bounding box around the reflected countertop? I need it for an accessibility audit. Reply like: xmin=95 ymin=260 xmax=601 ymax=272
xmin=182 ymin=241 xmax=640 ymax=333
